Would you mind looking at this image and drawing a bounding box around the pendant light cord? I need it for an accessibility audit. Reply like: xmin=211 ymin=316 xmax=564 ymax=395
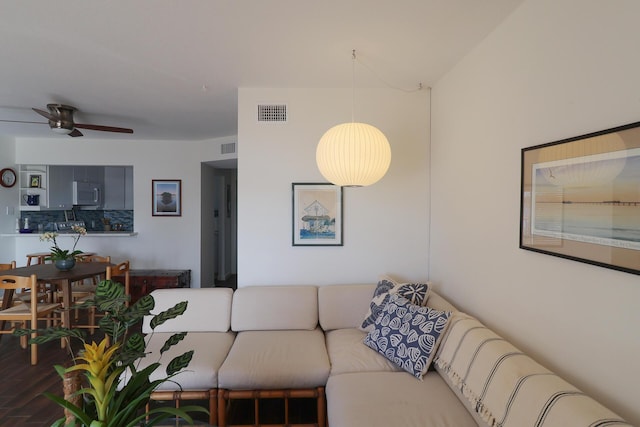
xmin=352 ymin=49 xmax=356 ymax=123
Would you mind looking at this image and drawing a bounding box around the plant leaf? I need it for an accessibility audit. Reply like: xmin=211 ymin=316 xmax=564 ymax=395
xmin=43 ymin=391 xmax=93 ymax=426
xmin=119 ymin=332 xmax=146 ymax=365
xmin=14 ymin=326 xmax=85 ymax=344
xmin=160 ymin=332 xmax=187 ymax=355
xmin=166 ymin=350 xmax=194 ymax=376
xmin=150 ymin=301 xmax=188 ymax=330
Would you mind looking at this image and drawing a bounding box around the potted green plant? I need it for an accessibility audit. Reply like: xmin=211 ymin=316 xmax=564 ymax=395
xmin=16 ymin=279 xmax=207 ymax=426
xmin=40 ymin=225 xmax=87 ymax=270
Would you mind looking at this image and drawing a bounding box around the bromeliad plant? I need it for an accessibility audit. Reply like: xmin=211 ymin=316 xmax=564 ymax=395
xmin=15 ymin=279 xmax=207 ymax=427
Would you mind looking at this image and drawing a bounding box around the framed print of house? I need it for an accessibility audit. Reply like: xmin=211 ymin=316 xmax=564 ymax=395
xmin=292 ymin=182 xmax=343 ymax=246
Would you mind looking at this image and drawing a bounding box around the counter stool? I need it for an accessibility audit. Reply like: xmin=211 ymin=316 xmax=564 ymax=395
xmin=25 ymin=252 xmax=51 ymax=266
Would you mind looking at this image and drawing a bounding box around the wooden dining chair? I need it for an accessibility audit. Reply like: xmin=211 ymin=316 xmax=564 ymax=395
xmin=79 ymin=260 xmax=130 ymax=334
xmin=0 ymin=274 xmax=62 ymax=365
xmin=106 ymin=261 xmax=131 ymax=304
xmin=67 ymin=255 xmax=111 ymax=322
xmin=1 ymin=261 xmax=51 ymax=308
xmin=0 ymin=261 xmax=16 ymax=271
xmin=0 ymin=261 xmax=17 ymax=304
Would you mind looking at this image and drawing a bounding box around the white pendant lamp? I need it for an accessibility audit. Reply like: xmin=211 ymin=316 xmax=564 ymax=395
xmin=316 ymin=50 xmax=391 ymax=187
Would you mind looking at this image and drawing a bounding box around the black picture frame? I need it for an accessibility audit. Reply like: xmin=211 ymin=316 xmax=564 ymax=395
xmin=292 ymin=182 xmax=343 ymax=246
xmin=520 ymin=120 xmax=640 ymax=275
xmin=29 ymin=174 xmax=41 ymax=188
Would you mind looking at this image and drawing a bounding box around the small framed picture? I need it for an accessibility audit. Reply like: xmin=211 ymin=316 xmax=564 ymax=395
xmin=29 ymin=174 xmax=41 ymax=188
xmin=152 ymin=179 xmax=182 ymax=216
xmin=292 ymin=182 xmax=343 ymax=246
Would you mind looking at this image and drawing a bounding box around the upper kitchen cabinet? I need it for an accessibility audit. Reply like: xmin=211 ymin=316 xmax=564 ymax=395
xmin=48 ymin=165 xmax=74 ymax=209
xmin=73 ymin=166 xmax=104 ymax=184
xmin=103 ymin=166 xmax=133 ymax=210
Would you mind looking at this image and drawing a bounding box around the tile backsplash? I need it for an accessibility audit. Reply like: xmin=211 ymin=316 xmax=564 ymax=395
xmin=20 ymin=210 xmax=133 ymax=232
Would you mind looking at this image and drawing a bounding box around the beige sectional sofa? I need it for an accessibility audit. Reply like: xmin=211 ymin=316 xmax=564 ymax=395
xmin=140 ymin=284 xmax=631 ymax=427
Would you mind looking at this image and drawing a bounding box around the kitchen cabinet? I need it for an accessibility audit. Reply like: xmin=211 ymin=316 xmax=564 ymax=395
xmin=103 ymin=166 xmax=133 ymax=210
xmin=48 ymin=166 xmax=74 ymax=209
xmin=73 ymin=166 xmax=103 ymax=184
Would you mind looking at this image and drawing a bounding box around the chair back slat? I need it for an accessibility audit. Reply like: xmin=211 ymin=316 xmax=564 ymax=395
xmin=0 ymin=274 xmax=36 ymax=291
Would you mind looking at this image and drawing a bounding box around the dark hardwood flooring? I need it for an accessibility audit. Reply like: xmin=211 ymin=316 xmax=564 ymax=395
xmin=0 ymin=331 xmax=72 ymax=426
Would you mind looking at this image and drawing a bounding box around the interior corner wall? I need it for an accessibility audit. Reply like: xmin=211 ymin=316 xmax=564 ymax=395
xmin=430 ymin=0 xmax=640 ymax=423
xmin=237 ymin=87 xmax=430 ymax=286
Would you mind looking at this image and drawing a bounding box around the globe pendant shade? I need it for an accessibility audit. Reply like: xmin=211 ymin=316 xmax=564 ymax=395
xmin=316 ymin=122 xmax=391 ymax=187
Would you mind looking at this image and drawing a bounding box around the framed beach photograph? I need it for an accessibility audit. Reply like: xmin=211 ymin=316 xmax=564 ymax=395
xmin=292 ymin=182 xmax=343 ymax=246
xmin=29 ymin=174 xmax=41 ymax=188
xmin=520 ymin=121 xmax=640 ymax=275
xmin=152 ymin=179 xmax=182 ymax=216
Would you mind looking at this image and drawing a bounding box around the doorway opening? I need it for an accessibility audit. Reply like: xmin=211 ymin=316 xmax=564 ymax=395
xmin=201 ymin=160 xmax=237 ymax=289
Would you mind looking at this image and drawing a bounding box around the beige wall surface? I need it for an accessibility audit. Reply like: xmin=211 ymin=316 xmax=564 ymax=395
xmin=237 ymin=87 xmax=430 ymax=286
xmin=430 ymin=0 xmax=640 ymax=423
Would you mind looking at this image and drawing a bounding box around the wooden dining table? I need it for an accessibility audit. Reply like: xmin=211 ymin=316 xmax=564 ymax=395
xmin=0 ymin=262 xmax=113 ymax=330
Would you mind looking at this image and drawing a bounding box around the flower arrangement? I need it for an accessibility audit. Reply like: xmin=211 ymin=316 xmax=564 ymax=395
xmin=16 ymin=279 xmax=206 ymax=426
xmin=40 ymin=225 xmax=87 ymax=261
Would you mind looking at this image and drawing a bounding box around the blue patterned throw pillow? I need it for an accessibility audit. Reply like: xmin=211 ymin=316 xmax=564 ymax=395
xmin=363 ymin=294 xmax=451 ymax=379
xmin=360 ymin=276 xmax=431 ymax=331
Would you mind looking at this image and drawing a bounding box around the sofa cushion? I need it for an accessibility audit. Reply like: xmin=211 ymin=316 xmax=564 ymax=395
xmin=360 ymin=276 xmax=431 ymax=331
xmin=318 ymin=284 xmax=375 ymax=331
xmin=364 ymin=294 xmax=451 ymax=379
xmin=325 ymin=328 xmax=401 ymax=375
xmin=128 ymin=331 xmax=235 ymax=390
xmin=142 ymin=288 xmax=233 ymax=333
xmin=326 ymin=371 xmax=478 ymax=427
xmin=435 ymin=314 xmax=631 ymax=427
xmin=231 ymin=285 xmax=318 ymax=331
xmin=218 ymin=328 xmax=330 ymax=389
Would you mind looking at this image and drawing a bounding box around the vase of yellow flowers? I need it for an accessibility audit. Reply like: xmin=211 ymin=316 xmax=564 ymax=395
xmin=40 ymin=225 xmax=87 ymax=271
xmin=16 ymin=279 xmax=206 ymax=426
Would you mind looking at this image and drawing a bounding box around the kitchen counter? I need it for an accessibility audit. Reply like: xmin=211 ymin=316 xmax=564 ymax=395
xmin=1 ymin=232 xmax=138 ymax=237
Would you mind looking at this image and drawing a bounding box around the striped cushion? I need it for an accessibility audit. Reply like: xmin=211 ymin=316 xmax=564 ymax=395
xmin=434 ymin=314 xmax=631 ymax=427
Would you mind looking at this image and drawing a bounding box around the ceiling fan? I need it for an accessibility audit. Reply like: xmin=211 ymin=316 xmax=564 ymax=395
xmin=0 ymin=103 xmax=133 ymax=137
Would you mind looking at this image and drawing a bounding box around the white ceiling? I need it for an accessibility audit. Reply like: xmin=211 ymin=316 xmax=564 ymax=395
xmin=0 ymin=0 xmax=524 ymax=141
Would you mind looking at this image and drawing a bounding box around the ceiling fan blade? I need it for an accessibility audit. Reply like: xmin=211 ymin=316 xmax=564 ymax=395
xmin=75 ymin=123 xmax=133 ymax=134
xmin=69 ymin=129 xmax=83 ymax=137
xmin=32 ymin=107 xmax=57 ymax=121
xmin=0 ymin=119 xmax=47 ymax=125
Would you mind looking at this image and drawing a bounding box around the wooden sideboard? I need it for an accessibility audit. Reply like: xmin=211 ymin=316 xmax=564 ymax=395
xmin=113 ymin=269 xmax=191 ymax=304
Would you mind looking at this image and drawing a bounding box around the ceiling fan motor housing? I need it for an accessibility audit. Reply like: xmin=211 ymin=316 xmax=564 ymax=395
xmin=47 ymin=104 xmax=76 ymax=132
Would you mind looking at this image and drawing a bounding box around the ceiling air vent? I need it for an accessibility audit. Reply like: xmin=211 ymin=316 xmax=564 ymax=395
xmin=257 ymin=104 xmax=287 ymax=123
xmin=221 ymin=142 xmax=236 ymax=155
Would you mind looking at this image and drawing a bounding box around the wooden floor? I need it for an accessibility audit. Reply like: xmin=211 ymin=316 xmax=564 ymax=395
xmin=0 ymin=332 xmax=72 ymax=426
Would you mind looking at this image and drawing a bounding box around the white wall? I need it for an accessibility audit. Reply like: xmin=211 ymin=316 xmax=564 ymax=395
xmin=0 ymin=136 xmax=18 ymax=262
xmin=430 ymin=0 xmax=640 ymax=423
xmin=238 ymin=87 xmax=430 ymax=286
xmin=6 ymin=135 xmax=236 ymax=287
